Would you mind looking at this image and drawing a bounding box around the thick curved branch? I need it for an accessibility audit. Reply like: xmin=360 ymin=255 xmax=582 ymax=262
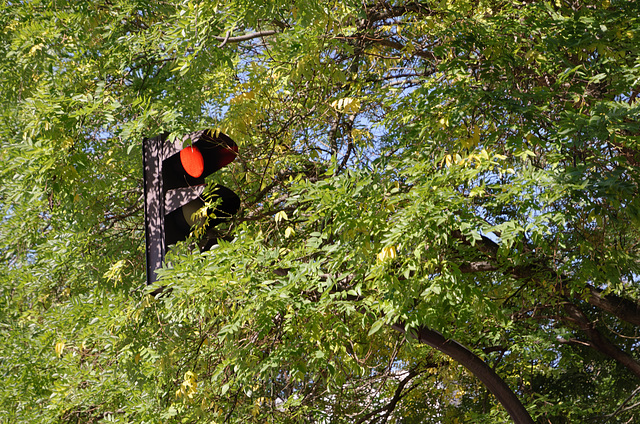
xmin=563 ymin=303 xmax=640 ymax=379
xmin=391 ymin=322 xmax=535 ymax=424
xmin=333 ymin=35 xmax=437 ymax=60
xmin=583 ymin=286 xmax=640 ymax=327
xmin=452 ymin=229 xmax=640 ymax=327
xmin=270 ymin=268 xmax=532 ymax=422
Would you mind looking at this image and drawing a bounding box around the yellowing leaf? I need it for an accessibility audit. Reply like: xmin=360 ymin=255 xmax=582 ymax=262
xmin=377 ymin=246 xmax=397 ymax=263
xmin=351 ymin=128 xmax=373 ymax=145
xmin=230 ymin=91 xmax=254 ymax=104
xmin=29 ymin=43 xmax=44 ymax=55
xmin=207 ymin=128 xmax=223 ymax=138
xmin=470 ymin=125 xmax=480 ymax=146
xmin=330 ymin=97 xmax=361 ymax=114
xmin=177 ymin=371 xmax=198 ymax=400
xmin=469 ymin=186 xmax=485 ymax=198
xmin=445 ymin=154 xmax=453 ymax=167
xmin=104 ymin=259 xmax=127 ymax=284
xmin=274 ymin=210 xmax=288 ymax=223
xmin=284 ymin=226 xmax=295 ymax=238
xmin=55 ymin=341 xmax=65 ymax=358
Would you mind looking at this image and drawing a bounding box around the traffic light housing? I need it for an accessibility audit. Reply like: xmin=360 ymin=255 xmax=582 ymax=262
xmin=143 ymin=130 xmax=240 ymax=285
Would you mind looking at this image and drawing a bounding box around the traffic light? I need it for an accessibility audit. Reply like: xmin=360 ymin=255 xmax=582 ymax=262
xmin=143 ymin=129 xmax=240 ymax=285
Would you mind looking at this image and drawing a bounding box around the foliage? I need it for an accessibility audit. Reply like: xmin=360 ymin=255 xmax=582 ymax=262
xmin=1 ymin=0 xmax=640 ymax=422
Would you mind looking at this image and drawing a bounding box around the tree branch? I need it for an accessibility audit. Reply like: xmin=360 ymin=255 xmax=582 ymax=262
xmin=269 ymin=267 xmax=533 ymax=423
xmin=582 ymin=285 xmax=640 ymax=328
xmin=451 ymin=229 xmax=640 ymax=328
xmin=605 ymin=386 xmax=640 ymax=419
xmin=355 ymin=368 xmax=419 ymax=424
xmin=459 ymin=261 xmax=499 ymax=273
xmin=563 ymin=302 xmax=640 ymax=379
xmin=213 ymin=30 xmax=278 ymax=45
xmin=391 ymin=322 xmax=535 ymax=424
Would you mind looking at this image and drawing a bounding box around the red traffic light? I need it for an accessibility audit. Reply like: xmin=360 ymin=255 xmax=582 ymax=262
xmin=180 ymin=146 xmax=204 ymax=178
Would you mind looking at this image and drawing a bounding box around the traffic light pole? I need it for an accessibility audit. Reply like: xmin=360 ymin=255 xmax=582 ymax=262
xmin=143 ymin=134 xmax=167 ymax=285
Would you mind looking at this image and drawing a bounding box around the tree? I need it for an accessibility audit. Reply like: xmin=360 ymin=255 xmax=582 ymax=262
xmin=1 ymin=0 xmax=639 ymax=422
